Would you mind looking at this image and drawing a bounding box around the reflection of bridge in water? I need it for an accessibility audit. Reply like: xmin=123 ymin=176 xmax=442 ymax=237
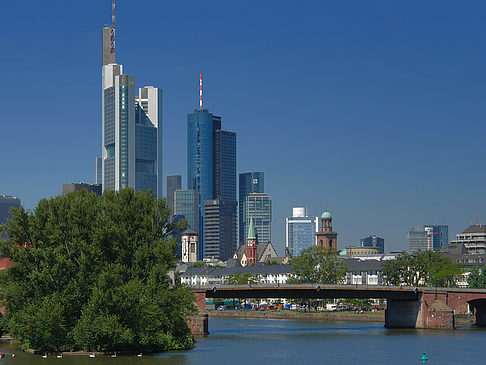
xmin=189 ymin=284 xmax=486 ymax=334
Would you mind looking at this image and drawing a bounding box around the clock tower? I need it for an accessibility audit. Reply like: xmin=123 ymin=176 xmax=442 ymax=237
xmin=316 ymin=207 xmax=338 ymax=250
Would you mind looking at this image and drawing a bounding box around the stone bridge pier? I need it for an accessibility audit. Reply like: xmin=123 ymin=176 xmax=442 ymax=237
xmin=385 ymin=293 xmax=455 ymax=329
xmin=187 ymin=290 xmax=209 ymax=335
xmin=386 ymin=289 xmax=486 ymax=329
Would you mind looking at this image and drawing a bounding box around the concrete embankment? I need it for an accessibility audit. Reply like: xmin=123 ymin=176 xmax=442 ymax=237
xmin=208 ymin=310 xmax=385 ymax=323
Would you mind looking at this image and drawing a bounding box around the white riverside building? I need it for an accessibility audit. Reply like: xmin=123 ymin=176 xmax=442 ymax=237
xmin=101 ymin=27 xmax=163 ymax=197
xmin=180 ymin=259 xmax=384 ymax=287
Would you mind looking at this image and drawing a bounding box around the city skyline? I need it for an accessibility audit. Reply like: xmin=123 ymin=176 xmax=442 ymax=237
xmin=1 ymin=1 xmax=485 ymax=254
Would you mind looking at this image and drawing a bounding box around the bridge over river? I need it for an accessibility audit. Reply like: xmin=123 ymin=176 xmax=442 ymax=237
xmin=189 ymin=284 xmax=486 ymax=334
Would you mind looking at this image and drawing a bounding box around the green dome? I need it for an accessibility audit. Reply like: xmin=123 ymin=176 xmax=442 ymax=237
xmin=321 ymin=211 xmax=332 ymax=219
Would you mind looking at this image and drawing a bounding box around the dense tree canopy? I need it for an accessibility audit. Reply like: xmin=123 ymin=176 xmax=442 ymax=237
xmin=381 ymin=251 xmax=462 ymax=287
xmin=0 ymin=189 xmax=196 ymax=353
xmin=289 ymin=247 xmax=348 ymax=284
xmin=467 ymin=267 xmax=486 ymax=288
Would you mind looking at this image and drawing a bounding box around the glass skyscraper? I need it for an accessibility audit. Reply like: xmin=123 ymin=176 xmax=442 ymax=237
xmin=0 ymin=195 xmax=20 ymax=239
xmin=95 ymin=157 xmax=102 ymax=185
xmin=215 ymin=130 xmax=237 ymax=201
xmin=101 ymin=28 xmax=163 ymax=197
xmin=285 ymin=207 xmax=318 ymax=257
xmin=187 ymin=109 xmax=221 ymax=202
xmin=242 ymin=193 xmax=272 ymax=245
xmin=187 ymin=105 xmax=237 ymax=259
xmin=360 ymin=235 xmax=385 ymax=254
xmin=203 ymin=199 xmax=237 ymax=261
xmin=174 ymin=190 xmax=200 ymax=236
xmin=166 ymin=175 xmax=182 ymax=214
xmin=239 ymin=172 xmax=264 ymax=244
xmin=407 ymin=225 xmax=449 ymax=252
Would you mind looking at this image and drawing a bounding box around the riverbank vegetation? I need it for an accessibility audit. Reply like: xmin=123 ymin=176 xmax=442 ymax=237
xmin=289 ymin=247 xmax=347 ymax=284
xmin=381 ymin=251 xmax=462 ymax=287
xmin=0 ymin=189 xmax=196 ymax=353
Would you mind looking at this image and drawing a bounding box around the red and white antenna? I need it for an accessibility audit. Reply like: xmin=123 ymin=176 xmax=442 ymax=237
xmin=199 ymin=73 xmax=203 ymax=108
xmin=110 ymin=0 xmax=116 ymax=55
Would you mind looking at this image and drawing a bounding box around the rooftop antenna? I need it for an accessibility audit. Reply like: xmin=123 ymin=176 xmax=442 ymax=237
xmin=199 ymin=73 xmax=203 ymax=109
xmin=477 ymin=216 xmax=480 ymax=225
xmin=110 ymin=0 xmax=116 ymax=55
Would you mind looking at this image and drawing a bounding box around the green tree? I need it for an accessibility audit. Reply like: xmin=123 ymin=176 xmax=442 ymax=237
xmin=289 ymin=246 xmax=347 ymax=284
xmin=381 ymin=251 xmax=461 ymax=287
xmin=467 ymin=267 xmax=486 ymax=288
xmin=0 ymin=189 xmax=196 ymax=353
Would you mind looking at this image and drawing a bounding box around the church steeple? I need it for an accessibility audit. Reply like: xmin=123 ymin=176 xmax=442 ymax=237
xmin=246 ymin=216 xmax=258 ymax=266
xmin=247 ymin=216 xmax=256 ymax=240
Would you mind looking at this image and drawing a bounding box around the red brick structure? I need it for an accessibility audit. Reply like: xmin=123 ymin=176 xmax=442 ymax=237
xmin=188 ymin=290 xmax=209 ymax=335
xmin=245 ymin=217 xmax=258 ymax=266
xmin=316 ymin=208 xmax=338 ymax=250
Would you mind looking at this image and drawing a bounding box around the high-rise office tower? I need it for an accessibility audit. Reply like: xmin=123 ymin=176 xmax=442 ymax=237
xmin=95 ymin=157 xmax=102 ymax=185
xmin=285 ymin=207 xmax=318 ymax=257
xmin=101 ymin=9 xmax=162 ymax=197
xmin=239 ymin=172 xmax=264 ymax=244
xmin=203 ymin=199 xmax=238 ymax=261
xmin=186 ymin=74 xmax=237 ymax=259
xmin=166 ymin=175 xmax=182 ymax=214
xmin=174 ymin=190 xmax=200 ymax=237
xmin=360 ymin=235 xmax=385 ymax=254
xmin=407 ymin=225 xmax=448 ymax=252
xmin=242 ymin=193 xmax=272 ymax=245
xmin=0 ymin=195 xmax=21 ymax=239
xmin=215 ymin=130 xmax=237 ymax=201
xmin=62 ymin=183 xmax=102 ymax=196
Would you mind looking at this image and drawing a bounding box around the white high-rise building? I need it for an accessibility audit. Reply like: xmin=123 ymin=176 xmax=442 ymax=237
xmin=101 ymin=27 xmax=163 ymax=197
xmin=285 ymin=207 xmax=318 ymax=257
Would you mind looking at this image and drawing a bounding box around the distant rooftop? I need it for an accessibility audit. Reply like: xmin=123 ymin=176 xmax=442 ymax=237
xmin=462 ymin=225 xmax=486 ymax=234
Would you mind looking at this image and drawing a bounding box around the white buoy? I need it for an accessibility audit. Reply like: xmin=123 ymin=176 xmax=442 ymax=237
xmin=137 ymin=353 xmax=143 ymax=357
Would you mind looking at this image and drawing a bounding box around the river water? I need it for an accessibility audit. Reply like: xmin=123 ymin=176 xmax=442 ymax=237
xmin=0 ymin=317 xmax=485 ymax=364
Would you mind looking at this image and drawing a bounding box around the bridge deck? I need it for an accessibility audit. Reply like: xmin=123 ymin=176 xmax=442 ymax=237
xmin=197 ymin=284 xmax=420 ymax=300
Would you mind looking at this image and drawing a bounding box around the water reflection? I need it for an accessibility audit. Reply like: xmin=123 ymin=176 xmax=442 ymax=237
xmin=1 ymin=318 xmax=486 ymax=364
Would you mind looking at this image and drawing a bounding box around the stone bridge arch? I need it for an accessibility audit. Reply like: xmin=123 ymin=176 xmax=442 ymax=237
xmin=467 ymin=299 xmax=486 ymax=327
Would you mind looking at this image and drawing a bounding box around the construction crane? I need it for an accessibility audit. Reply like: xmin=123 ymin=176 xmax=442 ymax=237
xmin=426 ymin=231 xmax=438 ymax=251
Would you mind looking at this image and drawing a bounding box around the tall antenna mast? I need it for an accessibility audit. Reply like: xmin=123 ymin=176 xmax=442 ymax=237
xmin=110 ymin=0 xmax=116 ymax=55
xmin=199 ymin=73 xmax=203 ymax=109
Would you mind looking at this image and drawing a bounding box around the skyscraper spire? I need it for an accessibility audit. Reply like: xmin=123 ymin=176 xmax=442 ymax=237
xmin=110 ymin=0 xmax=116 ymax=55
xmin=199 ymin=73 xmax=203 ymax=109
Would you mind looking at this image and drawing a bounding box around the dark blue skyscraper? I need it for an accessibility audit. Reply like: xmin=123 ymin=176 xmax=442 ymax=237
xmin=239 ymin=172 xmax=264 ymax=244
xmin=360 ymin=235 xmax=385 ymax=254
xmin=187 ymin=80 xmax=237 ymax=259
xmin=216 ymin=130 xmax=237 ymax=201
xmin=187 ymin=109 xmax=221 ymax=204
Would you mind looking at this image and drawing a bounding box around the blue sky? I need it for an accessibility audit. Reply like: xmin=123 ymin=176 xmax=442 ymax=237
xmin=1 ymin=1 xmax=485 ymax=254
